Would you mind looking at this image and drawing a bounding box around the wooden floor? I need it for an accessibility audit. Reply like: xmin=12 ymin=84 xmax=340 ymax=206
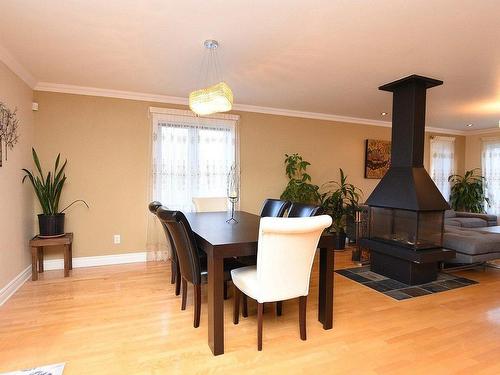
xmin=1 ymin=249 xmax=500 ymax=375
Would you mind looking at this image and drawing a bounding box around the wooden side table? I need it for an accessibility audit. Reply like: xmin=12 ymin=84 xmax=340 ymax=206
xmin=30 ymin=233 xmax=73 ymax=281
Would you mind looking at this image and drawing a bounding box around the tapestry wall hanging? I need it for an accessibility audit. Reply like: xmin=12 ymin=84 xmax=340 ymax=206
xmin=365 ymin=139 xmax=391 ymax=179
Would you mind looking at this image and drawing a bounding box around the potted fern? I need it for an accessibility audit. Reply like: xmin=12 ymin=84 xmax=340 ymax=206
xmin=22 ymin=148 xmax=89 ymax=237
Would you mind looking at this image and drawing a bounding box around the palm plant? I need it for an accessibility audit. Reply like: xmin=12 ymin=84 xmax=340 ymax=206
xmin=22 ymin=148 xmax=88 ymax=214
xmin=320 ymin=169 xmax=362 ymax=234
xmin=448 ymin=169 xmax=489 ymax=213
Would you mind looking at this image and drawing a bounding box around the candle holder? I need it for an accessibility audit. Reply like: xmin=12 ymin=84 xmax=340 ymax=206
xmin=226 ymin=196 xmax=239 ymax=224
xmin=226 ymin=164 xmax=239 ymax=224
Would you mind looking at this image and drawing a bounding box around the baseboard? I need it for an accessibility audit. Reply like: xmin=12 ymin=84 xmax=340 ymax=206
xmin=0 ymin=265 xmax=32 ymax=306
xmin=43 ymin=251 xmax=148 ymax=270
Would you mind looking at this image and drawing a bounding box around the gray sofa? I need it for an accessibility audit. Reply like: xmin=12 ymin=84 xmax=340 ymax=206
xmin=444 ymin=226 xmax=500 ymax=264
xmin=444 ymin=210 xmax=497 ymax=228
xmin=443 ymin=210 xmax=499 ymax=264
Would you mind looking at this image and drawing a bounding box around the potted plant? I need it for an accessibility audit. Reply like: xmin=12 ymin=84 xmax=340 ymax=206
xmin=320 ymin=169 xmax=362 ymax=250
xmin=22 ymin=148 xmax=89 ymax=237
xmin=448 ymin=169 xmax=489 ymax=213
xmin=280 ymin=153 xmax=320 ymax=204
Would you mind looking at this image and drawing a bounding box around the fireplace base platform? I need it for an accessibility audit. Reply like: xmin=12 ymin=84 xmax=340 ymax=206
xmin=359 ymin=239 xmax=455 ymax=285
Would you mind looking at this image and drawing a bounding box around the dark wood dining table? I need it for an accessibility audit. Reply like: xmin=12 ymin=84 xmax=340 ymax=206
xmin=184 ymin=210 xmax=336 ymax=356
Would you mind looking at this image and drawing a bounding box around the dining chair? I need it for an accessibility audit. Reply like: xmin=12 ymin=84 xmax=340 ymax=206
xmin=259 ymin=198 xmax=291 ymax=218
xmin=157 ymin=207 xmax=245 ymax=328
xmin=148 ymin=201 xmax=181 ymax=295
xmin=192 ymin=197 xmax=228 ymax=212
xmin=231 ymin=215 xmax=332 ymax=350
xmin=287 ymin=203 xmax=322 ymax=218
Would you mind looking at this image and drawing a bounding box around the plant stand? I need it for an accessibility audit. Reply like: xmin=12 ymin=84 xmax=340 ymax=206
xmin=30 ymin=233 xmax=73 ymax=280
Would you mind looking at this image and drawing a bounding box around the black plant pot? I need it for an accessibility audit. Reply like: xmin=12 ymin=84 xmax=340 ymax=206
xmin=333 ymin=231 xmax=347 ymax=250
xmin=38 ymin=213 xmax=65 ymax=237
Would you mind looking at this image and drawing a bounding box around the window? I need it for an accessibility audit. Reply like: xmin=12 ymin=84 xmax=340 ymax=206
xmin=482 ymin=138 xmax=500 ymax=215
xmin=430 ymin=136 xmax=455 ymax=201
xmin=149 ymin=108 xmax=239 ymax=212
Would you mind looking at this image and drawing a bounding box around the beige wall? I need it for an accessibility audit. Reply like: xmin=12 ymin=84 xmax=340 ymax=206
xmin=33 ymin=91 xmax=464 ymax=258
xmin=465 ymin=130 xmax=500 ymax=171
xmin=0 ymin=62 xmax=34 ymax=290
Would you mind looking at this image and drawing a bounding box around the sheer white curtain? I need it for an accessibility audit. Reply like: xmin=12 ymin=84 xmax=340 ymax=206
xmin=430 ymin=136 xmax=455 ymax=201
xmin=146 ymin=108 xmax=239 ymax=260
xmin=482 ymin=138 xmax=500 ymax=216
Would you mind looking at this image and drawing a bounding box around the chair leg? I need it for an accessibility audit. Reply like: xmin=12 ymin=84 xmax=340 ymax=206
xmin=233 ymin=286 xmax=240 ymax=324
xmin=299 ymin=296 xmax=307 ymax=341
xmin=181 ymin=278 xmax=187 ymax=310
xmin=175 ymin=270 xmax=182 ymax=296
xmin=170 ymin=260 xmax=176 ymax=284
xmin=194 ymin=284 xmax=201 ymax=328
xmin=224 ymin=280 xmax=229 ymax=300
xmin=242 ymin=294 xmax=248 ymax=317
xmin=276 ymin=301 xmax=283 ymax=316
xmin=257 ymin=302 xmax=264 ymax=351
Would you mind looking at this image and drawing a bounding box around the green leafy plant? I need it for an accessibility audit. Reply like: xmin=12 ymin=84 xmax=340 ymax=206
xmin=320 ymin=169 xmax=362 ymax=233
xmin=22 ymin=148 xmax=88 ymax=214
xmin=280 ymin=153 xmax=320 ymax=204
xmin=448 ymin=168 xmax=489 ymax=213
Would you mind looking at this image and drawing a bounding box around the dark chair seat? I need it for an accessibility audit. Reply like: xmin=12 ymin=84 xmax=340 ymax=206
xmin=157 ymin=207 xmax=246 ymax=328
xmin=287 ymin=203 xmax=321 ymax=218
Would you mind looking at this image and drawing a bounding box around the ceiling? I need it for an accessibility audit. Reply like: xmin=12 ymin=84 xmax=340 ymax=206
xmin=0 ymin=0 xmax=499 ymax=131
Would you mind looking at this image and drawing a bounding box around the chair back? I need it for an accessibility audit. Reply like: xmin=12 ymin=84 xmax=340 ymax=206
xmin=256 ymin=215 xmax=332 ymax=303
xmin=149 ymin=201 xmax=178 ymax=265
xmin=287 ymin=203 xmax=321 ymax=217
xmin=260 ymin=199 xmax=290 ymax=217
xmin=192 ymin=197 xmax=228 ymax=212
xmin=157 ymin=207 xmax=202 ymax=285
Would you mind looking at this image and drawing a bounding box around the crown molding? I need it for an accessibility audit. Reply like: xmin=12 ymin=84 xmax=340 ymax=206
xmin=465 ymin=127 xmax=500 ymax=136
xmin=35 ymin=81 xmax=470 ymax=135
xmin=0 ymin=44 xmax=37 ymax=89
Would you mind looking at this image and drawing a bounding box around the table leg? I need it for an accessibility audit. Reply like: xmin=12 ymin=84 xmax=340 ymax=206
xmin=31 ymin=247 xmax=38 ymax=281
xmin=69 ymin=242 xmax=73 ymax=270
xmin=64 ymin=245 xmax=70 ymax=277
xmin=318 ymin=247 xmax=335 ymax=329
xmin=38 ymin=247 xmax=44 ymax=273
xmin=207 ymin=248 xmax=225 ymax=355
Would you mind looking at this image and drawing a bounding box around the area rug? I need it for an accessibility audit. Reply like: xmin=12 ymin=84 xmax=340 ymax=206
xmin=1 ymin=363 xmax=65 ymax=375
xmin=336 ymin=266 xmax=478 ymax=300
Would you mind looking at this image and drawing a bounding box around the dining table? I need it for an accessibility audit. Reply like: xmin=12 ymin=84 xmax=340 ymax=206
xmin=184 ymin=210 xmax=336 ymax=356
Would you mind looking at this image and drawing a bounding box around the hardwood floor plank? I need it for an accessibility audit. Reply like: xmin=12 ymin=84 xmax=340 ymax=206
xmin=0 ymin=249 xmax=499 ymax=374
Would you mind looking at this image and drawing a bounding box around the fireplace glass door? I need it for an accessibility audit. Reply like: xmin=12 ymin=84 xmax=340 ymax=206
xmin=369 ymin=207 xmax=444 ymax=250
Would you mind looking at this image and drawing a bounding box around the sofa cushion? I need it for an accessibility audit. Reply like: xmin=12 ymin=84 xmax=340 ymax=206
xmin=444 ymin=210 xmax=456 ymax=218
xmin=456 ymin=218 xmax=488 ymax=228
xmin=444 ymin=226 xmax=500 ymax=255
xmin=444 ymin=219 xmax=462 ymax=227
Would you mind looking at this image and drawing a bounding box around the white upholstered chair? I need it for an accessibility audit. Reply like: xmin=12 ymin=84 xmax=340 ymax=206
xmin=192 ymin=197 xmax=228 ymax=212
xmin=231 ymin=215 xmax=332 ymax=350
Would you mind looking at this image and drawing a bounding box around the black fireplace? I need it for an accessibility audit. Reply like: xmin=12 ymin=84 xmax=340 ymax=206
xmin=359 ymin=75 xmax=455 ymax=285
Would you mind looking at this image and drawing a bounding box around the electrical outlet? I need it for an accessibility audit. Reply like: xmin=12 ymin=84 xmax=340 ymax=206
xmin=113 ymin=234 xmax=121 ymax=244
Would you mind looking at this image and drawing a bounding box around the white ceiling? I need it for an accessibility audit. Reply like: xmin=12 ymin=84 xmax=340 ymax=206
xmin=0 ymin=0 xmax=499 ymax=130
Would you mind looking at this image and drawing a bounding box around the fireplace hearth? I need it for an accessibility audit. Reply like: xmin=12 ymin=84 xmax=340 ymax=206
xmin=359 ymin=75 xmax=455 ymax=285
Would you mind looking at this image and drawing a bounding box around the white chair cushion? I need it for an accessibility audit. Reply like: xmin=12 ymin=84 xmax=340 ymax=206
xmin=231 ymin=215 xmax=332 ymax=304
xmin=231 ymin=266 xmax=259 ymax=300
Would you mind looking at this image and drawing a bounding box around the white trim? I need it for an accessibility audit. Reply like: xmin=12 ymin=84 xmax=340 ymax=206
xmin=0 ymin=44 xmax=37 ymax=88
xmin=35 ymin=82 xmax=467 ymax=135
xmin=43 ymin=251 xmax=148 ymax=271
xmin=468 ymin=128 xmax=500 ymax=136
xmin=0 ymin=266 xmax=31 ymax=306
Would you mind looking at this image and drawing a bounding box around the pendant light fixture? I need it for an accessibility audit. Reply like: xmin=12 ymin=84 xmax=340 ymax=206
xmin=189 ymin=40 xmax=233 ymax=116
